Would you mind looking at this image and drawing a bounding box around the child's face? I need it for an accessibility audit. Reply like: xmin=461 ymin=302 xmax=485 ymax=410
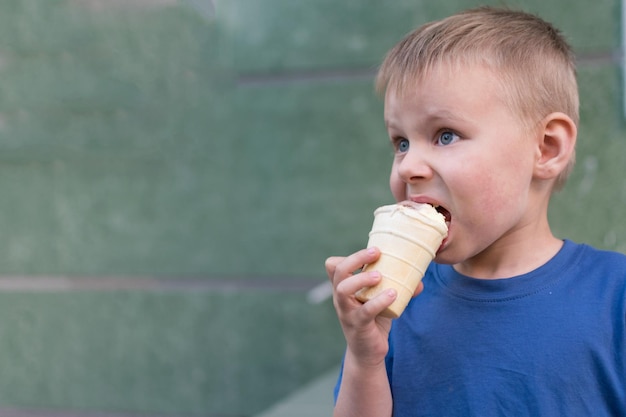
xmin=384 ymin=65 xmax=541 ymax=267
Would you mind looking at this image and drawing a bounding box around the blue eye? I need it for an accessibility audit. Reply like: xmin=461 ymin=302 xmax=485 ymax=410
xmin=397 ymin=138 xmax=409 ymax=152
xmin=437 ymin=131 xmax=459 ymax=146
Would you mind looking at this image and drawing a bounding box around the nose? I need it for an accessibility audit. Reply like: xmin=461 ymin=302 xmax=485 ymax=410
xmin=395 ymin=146 xmax=434 ymax=184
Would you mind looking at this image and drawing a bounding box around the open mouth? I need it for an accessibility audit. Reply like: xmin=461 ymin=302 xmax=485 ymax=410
xmin=433 ymin=205 xmax=451 ymax=252
xmin=433 ymin=205 xmax=451 ymax=228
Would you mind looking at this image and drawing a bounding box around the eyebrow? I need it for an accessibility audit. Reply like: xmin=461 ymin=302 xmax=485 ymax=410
xmin=426 ymin=109 xmax=470 ymax=124
xmin=384 ymin=109 xmax=470 ymax=131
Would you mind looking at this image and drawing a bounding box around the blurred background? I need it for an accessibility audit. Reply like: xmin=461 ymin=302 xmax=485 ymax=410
xmin=0 ymin=0 xmax=624 ymax=416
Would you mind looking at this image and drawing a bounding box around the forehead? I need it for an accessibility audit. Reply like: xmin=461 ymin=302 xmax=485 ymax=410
xmin=383 ymin=61 xmax=536 ymax=132
xmin=383 ymin=64 xmax=505 ymax=120
xmin=383 ymin=67 xmax=538 ymax=142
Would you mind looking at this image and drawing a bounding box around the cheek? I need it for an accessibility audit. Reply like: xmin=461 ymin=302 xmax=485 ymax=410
xmin=466 ymin=164 xmax=528 ymax=217
xmin=389 ymin=172 xmax=406 ymax=202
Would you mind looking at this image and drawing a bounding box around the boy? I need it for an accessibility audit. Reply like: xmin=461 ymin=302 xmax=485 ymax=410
xmin=326 ymin=7 xmax=626 ymax=417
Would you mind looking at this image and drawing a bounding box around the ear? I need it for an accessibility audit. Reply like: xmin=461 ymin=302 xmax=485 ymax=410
xmin=533 ymin=112 xmax=577 ymax=181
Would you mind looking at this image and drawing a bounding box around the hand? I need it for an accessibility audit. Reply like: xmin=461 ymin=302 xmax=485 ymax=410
xmin=325 ymin=247 xmax=396 ymax=368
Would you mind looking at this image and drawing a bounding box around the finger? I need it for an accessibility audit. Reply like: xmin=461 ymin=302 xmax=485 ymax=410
xmin=325 ymin=256 xmax=344 ymax=281
xmin=335 ymin=270 xmax=381 ymax=300
xmin=412 ymin=281 xmax=424 ymax=297
xmin=333 ymin=247 xmax=380 ymax=280
xmin=358 ymin=288 xmax=397 ymax=320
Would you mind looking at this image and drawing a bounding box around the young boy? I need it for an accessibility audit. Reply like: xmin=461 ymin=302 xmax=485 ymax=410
xmin=325 ymin=7 xmax=626 ymax=417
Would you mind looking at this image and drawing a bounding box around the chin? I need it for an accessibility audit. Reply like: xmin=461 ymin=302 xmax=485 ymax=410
xmin=433 ymin=252 xmax=456 ymax=265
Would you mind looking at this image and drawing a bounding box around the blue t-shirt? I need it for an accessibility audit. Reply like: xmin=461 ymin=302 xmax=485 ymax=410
xmin=335 ymin=240 xmax=626 ymax=416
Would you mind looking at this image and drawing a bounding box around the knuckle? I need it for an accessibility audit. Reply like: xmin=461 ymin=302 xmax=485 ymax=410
xmin=324 ymin=256 xmax=336 ymax=270
xmin=335 ymin=278 xmax=350 ymax=296
xmin=334 ymin=263 xmax=350 ymax=278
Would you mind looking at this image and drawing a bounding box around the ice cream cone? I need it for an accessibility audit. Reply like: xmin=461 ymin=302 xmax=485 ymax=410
xmin=355 ymin=202 xmax=448 ymax=318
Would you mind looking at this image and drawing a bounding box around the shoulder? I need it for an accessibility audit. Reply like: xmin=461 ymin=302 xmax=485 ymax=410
xmin=566 ymin=241 xmax=626 ymax=301
xmin=570 ymin=240 xmax=626 ymax=272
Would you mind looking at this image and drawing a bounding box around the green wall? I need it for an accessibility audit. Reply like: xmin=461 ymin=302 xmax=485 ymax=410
xmin=0 ymin=0 xmax=623 ymax=416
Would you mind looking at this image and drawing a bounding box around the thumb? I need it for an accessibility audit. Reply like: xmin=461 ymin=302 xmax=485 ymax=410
xmin=412 ymin=281 xmax=424 ymax=298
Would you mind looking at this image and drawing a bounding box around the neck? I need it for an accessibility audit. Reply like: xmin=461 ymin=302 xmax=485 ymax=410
xmin=453 ymin=204 xmax=562 ymax=279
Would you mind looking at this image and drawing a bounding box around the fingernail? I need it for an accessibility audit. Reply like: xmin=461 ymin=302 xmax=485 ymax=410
xmin=367 ymin=247 xmax=377 ymax=255
xmin=387 ymin=289 xmax=397 ymax=298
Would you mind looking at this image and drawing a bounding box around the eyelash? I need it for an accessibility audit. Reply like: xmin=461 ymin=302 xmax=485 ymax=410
xmin=391 ymin=137 xmax=409 ymax=153
xmin=437 ymin=130 xmax=460 ymax=146
xmin=391 ymin=130 xmax=460 ymax=152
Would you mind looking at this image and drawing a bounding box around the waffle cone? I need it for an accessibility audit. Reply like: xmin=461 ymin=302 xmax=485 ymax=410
xmin=355 ymin=202 xmax=448 ymax=318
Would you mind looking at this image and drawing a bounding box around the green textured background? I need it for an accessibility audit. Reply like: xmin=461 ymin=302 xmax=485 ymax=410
xmin=0 ymin=0 xmax=623 ymax=416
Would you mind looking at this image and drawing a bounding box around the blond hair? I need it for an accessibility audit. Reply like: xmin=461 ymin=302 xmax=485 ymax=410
xmin=376 ymin=7 xmax=579 ymax=190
